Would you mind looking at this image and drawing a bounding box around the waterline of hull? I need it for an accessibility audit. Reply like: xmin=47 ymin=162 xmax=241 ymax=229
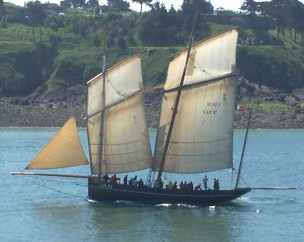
xmin=88 ymin=179 xmax=251 ymax=206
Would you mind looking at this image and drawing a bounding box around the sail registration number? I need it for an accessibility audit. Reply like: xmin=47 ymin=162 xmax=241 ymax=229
xmin=203 ymin=102 xmax=220 ymax=115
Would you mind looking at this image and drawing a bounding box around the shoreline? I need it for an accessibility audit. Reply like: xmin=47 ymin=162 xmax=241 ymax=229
xmin=2 ymin=81 xmax=304 ymax=129
xmin=1 ymin=96 xmax=304 ymax=129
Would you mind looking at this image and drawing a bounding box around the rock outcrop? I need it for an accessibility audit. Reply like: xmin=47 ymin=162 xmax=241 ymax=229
xmin=1 ymin=78 xmax=304 ymax=128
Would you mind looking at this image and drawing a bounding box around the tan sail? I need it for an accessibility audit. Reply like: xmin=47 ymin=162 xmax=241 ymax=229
xmin=87 ymin=55 xmax=153 ymax=174
xmin=153 ymin=29 xmax=238 ymax=173
xmin=26 ymin=116 xmax=89 ymax=169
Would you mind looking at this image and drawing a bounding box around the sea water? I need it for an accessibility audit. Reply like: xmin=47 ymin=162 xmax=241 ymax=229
xmin=0 ymin=127 xmax=303 ymax=242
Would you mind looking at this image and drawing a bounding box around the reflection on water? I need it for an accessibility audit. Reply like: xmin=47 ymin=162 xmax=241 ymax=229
xmin=87 ymin=202 xmax=244 ymax=241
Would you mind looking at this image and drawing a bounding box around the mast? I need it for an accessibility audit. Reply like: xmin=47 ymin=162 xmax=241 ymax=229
xmin=156 ymin=38 xmax=193 ymax=182
xmin=235 ymin=107 xmax=252 ymax=189
xmin=156 ymin=4 xmax=199 ymax=182
xmin=98 ymin=56 xmax=106 ymax=178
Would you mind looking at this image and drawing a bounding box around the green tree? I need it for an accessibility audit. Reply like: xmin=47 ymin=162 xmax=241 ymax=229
xmin=107 ymin=0 xmax=130 ymax=11
xmin=102 ymin=12 xmax=124 ymax=49
xmin=132 ymin=0 xmax=152 ymax=15
xmin=281 ymin=0 xmax=304 ymax=42
xmin=240 ymin=0 xmax=261 ymax=31
xmin=27 ymin=1 xmax=46 ymax=41
xmin=180 ymin=0 xmax=212 ymax=40
xmin=64 ymin=14 xmax=94 ymax=36
xmin=0 ymin=0 xmax=5 ymax=20
xmin=240 ymin=0 xmax=259 ymax=14
xmin=117 ymin=37 xmax=126 ymax=49
xmin=138 ymin=2 xmax=183 ymax=46
xmin=262 ymin=0 xmax=289 ymax=38
xmin=86 ymin=0 xmax=100 ymax=15
xmin=0 ymin=0 xmax=6 ymax=28
xmin=60 ymin=0 xmax=71 ymax=8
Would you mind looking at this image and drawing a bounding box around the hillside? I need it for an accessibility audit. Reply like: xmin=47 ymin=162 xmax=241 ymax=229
xmin=1 ymin=2 xmax=304 ymax=128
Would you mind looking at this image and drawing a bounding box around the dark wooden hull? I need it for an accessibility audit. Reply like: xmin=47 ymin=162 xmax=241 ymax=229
xmin=88 ymin=179 xmax=251 ymax=206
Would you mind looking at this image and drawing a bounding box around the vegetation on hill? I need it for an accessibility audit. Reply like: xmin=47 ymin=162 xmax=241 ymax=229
xmin=0 ymin=0 xmax=304 ymax=97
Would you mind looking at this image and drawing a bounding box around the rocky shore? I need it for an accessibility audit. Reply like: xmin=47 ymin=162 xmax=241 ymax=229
xmin=1 ymin=79 xmax=304 ymax=129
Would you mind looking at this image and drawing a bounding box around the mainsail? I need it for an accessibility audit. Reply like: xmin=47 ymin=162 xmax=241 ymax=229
xmin=87 ymin=55 xmax=153 ymax=175
xmin=26 ymin=116 xmax=89 ymax=169
xmin=153 ymin=29 xmax=238 ymax=174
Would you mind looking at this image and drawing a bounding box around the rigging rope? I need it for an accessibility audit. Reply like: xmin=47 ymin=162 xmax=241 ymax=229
xmin=25 ymin=176 xmax=88 ymax=199
xmin=106 ymin=75 xmax=127 ymax=98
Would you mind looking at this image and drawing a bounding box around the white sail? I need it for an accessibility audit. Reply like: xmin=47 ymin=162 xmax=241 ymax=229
xmin=26 ymin=116 xmax=89 ymax=169
xmin=153 ymin=29 xmax=238 ymax=173
xmin=87 ymin=55 xmax=153 ymax=174
xmin=165 ymin=29 xmax=238 ymax=90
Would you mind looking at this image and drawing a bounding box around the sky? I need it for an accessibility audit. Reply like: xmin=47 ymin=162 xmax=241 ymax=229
xmin=5 ymin=0 xmax=304 ymax=12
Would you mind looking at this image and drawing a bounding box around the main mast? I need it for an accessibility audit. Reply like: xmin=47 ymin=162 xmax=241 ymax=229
xmin=98 ymin=56 xmax=107 ymax=178
xmin=156 ymin=4 xmax=199 ymax=182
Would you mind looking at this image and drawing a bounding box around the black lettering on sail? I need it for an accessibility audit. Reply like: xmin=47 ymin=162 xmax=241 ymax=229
xmin=207 ymin=102 xmax=221 ymax=107
xmin=204 ymin=102 xmax=220 ymax=115
xmin=203 ymin=110 xmax=218 ymax=115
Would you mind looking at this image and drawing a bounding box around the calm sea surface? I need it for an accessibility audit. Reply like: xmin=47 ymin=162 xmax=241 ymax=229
xmin=1 ymin=127 xmax=304 ymax=242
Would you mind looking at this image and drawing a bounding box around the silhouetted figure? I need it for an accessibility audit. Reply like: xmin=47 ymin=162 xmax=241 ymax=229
xmin=188 ymin=181 xmax=193 ymax=190
xmin=104 ymin=173 xmax=109 ymax=185
xmin=138 ymin=178 xmax=144 ymax=187
xmin=123 ymin=175 xmax=128 ymax=185
xmin=173 ymin=181 xmax=177 ymax=190
xmin=128 ymin=177 xmax=133 ymax=186
xmin=203 ymin=175 xmax=208 ymax=190
xmin=110 ymin=174 xmax=118 ymax=184
xmin=213 ymin=178 xmax=219 ymax=191
xmin=195 ymin=184 xmax=201 ymax=190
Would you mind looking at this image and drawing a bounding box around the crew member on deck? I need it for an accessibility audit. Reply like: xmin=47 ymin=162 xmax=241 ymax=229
xmin=132 ymin=176 xmax=138 ymax=186
xmin=173 ymin=181 xmax=177 ymax=190
xmin=123 ymin=175 xmax=128 ymax=185
xmin=138 ymin=178 xmax=144 ymax=187
xmin=167 ymin=181 xmax=173 ymax=190
xmin=110 ymin=174 xmax=118 ymax=184
xmin=203 ymin=175 xmax=208 ymax=190
xmin=195 ymin=183 xmax=201 ymax=190
xmin=180 ymin=181 xmax=184 ymax=190
xmin=104 ymin=173 xmax=109 ymax=184
xmin=217 ymin=179 xmax=220 ymax=191
xmin=188 ymin=181 xmax=193 ymax=190
xmin=214 ymin=178 xmax=219 ymax=191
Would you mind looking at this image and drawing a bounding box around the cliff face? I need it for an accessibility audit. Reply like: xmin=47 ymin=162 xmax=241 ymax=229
xmin=1 ymin=79 xmax=304 ymax=128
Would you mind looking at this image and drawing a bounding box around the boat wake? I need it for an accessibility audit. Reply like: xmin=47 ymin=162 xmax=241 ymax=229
xmin=88 ymin=199 xmax=147 ymax=207
xmin=239 ymin=196 xmax=298 ymax=206
xmin=155 ymin=203 xmax=199 ymax=209
xmin=87 ymin=199 xmax=98 ymax=204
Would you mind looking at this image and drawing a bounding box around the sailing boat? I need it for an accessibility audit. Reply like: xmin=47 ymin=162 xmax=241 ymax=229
xmin=13 ymin=28 xmax=251 ymax=206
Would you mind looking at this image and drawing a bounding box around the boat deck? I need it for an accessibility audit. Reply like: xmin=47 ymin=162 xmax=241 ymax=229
xmin=88 ymin=179 xmax=251 ymax=206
